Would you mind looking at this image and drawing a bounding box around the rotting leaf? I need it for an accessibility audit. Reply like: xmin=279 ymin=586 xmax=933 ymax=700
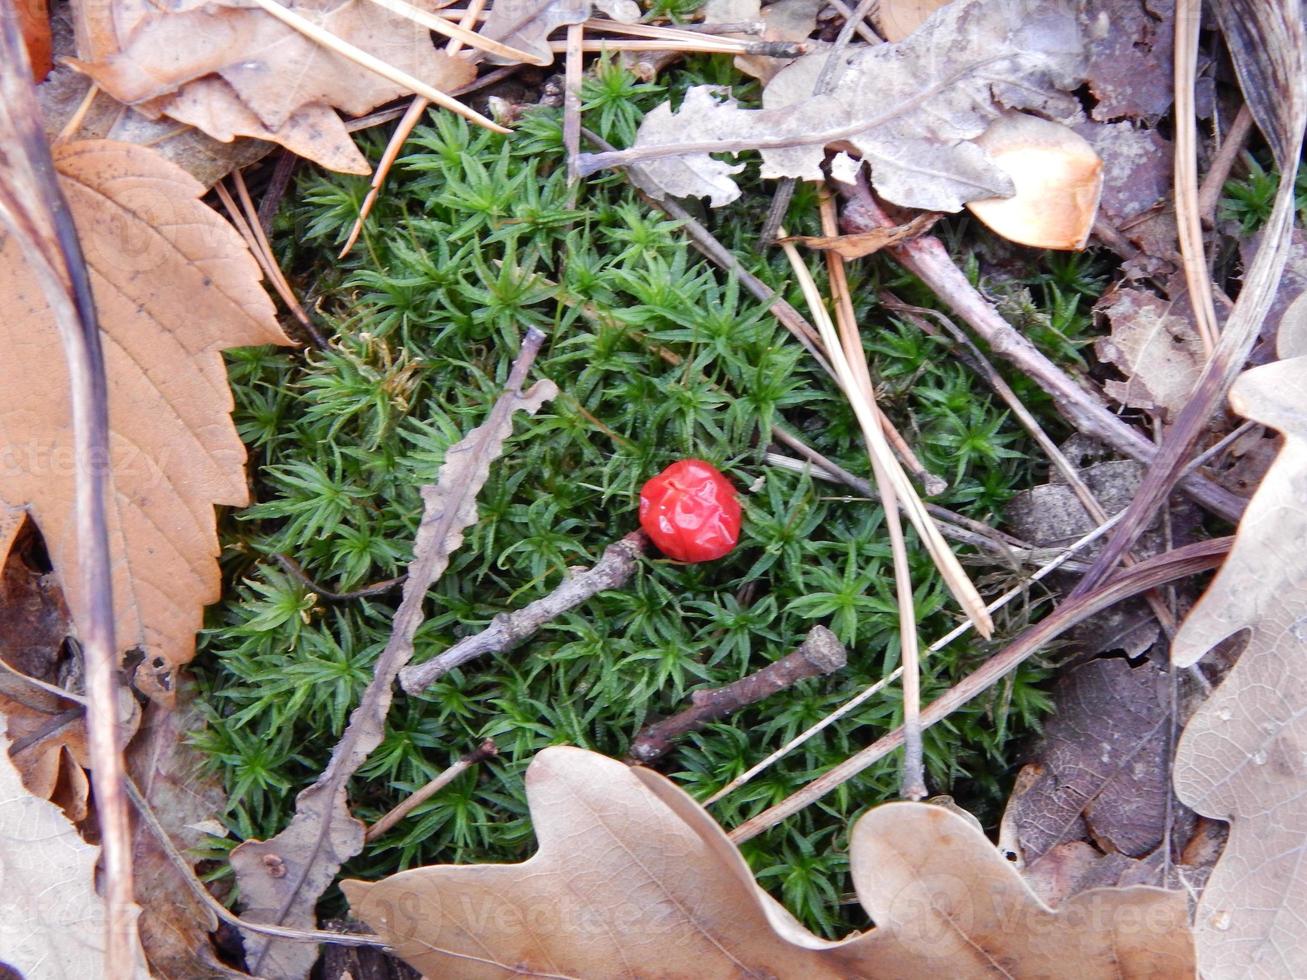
xmin=1096 ymin=287 xmax=1204 ymax=420
xmin=1081 ymin=0 xmax=1175 ymax=121
xmin=68 ymin=0 xmax=477 ymax=173
xmin=0 ymin=140 xmax=291 ymax=707
xmin=1001 ymin=658 xmax=1192 ymax=866
xmin=0 ymin=717 xmax=147 ymax=977
xmin=344 ymin=745 xmax=1194 ymax=978
xmin=1171 ymin=353 xmax=1307 ymax=978
xmin=230 ymin=331 xmax=557 ymax=980
xmin=581 ymin=0 xmax=1086 ymax=212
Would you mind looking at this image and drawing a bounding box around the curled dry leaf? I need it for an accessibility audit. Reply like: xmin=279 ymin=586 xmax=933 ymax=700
xmin=965 ymin=111 xmax=1103 ymax=250
xmin=0 ymin=140 xmax=291 ymax=706
xmin=0 ymin=718 xmax=148 ymax=977
xmin=586 ymin=0 xmax=1085 ymax=212
xmin=68 ymin=0 xmax=476 ymax=173
xmin=343 ymin=745 xmax=1194 ymax=979
xmin=779 ymin=211 xmax=940 ymax=259
xmin=1095 ymin=287 xmax=1203 ymax=420
xmin=1171 ymin=354 xmax=1307 ymax=978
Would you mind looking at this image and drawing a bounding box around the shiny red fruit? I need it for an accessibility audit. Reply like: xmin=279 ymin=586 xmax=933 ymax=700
xmin=639 ymin=459 xmax=741 ymax=562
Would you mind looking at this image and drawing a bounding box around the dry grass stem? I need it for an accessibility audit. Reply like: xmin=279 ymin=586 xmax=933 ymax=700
xmin=1197 ymin=104 xmax=1255 ymax=226
xmin=359 ymin=0 xmax=540 ymax=62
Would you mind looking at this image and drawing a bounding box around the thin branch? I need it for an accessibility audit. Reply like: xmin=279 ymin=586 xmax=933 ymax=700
xmin=1197 ymin=104 xmax=1254 ymax=226
xmin=366 ymin=740 xmax=498 ymax=841
xmin=727 ymin=537 xmax=1230 ymax=842
xmin=399 ymin=531 xmax=650 ymax=692
xmin=564 ymin=23 xmax=584 ymax=188
xmin=273 ymin=553 xmax=406 ymax=602
xmin=0 ymin=12 xmax=134 ymax=974
xmin=628 ymin=627 xmax=847 ymax=764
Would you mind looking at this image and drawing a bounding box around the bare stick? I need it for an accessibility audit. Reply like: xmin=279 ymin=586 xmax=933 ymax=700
xmin=246 ymin=0 xmax=509 ymax=134
xmin=727 ymin=537 xmax=1230 ymax=842
xmin=564 ymin=23 xmax=584 ymax=188
xmin=704 ymin=504 xmax=1128 ymax=807
xmin=839 ymin=183 xmax=1245 ymax=523
xmin=366 ymin=740 xmax=498 ymax=841
xmin=358 ymin=0 xmax=540 ymax=62
xmin=1174 ymin=0 xmax=1220 ymax=355
xmin=400 ymin=531 xmax=650 ymax=692
xmin=0 ymin=13 xmax=134 ymax=974
xmin=273 ymin=553 xmax=406 ymax=602
xmin=1197 ymin=105 xmax=1255 ymax=227
xmin=547 ymin=37 xmax=804 ymax=54
xmin=629 ymin=627 xmax=846 ymax=764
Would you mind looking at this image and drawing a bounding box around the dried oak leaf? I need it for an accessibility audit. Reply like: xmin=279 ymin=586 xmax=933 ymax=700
xmin=1171 ymin=354 xmax=1307 ymax=978
xmin=0 ymin=140 xmax=290 ymax=706
xmin=597 ymin=0 xmax=1085 ymax=212
xmin=343 ymin=745 xmax=1194 ymax=979
xmin=1095 ymin=287 xmax=1203 ymax=420
xmin=0 ymin=717 xmax=148 ymax=977
xmin=69 ymin=0 xmax=476 ymax=173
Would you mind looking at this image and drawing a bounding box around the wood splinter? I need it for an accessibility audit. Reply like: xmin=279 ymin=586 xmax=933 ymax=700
xmin=627 ymin=626 xmax=847 ymax=765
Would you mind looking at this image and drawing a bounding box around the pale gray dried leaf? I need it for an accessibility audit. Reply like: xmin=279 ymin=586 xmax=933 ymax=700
xmin=0 ymin=719 xmax=147 ymax=977
xmin=231 ymin=337 xmax=556 ymax=980
xmin=1002 ymin=658 xmax=1188 ymax=864
xmin=1096 ymin=287 xmax=1203 ymax=420
xmin=591 ymin=0 xmax=1085 ymax=211
xmin=480 ymin=0 xmax=592 ymax=65
xmin=1172 ymin=354 xmax=1307 ymax=979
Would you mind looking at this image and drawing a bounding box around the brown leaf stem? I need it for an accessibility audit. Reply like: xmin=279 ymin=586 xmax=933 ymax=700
xmin=399 ymin=530 xmax=650 ymax=693
xmin=627 ymin=627 xmax=847 ymax=765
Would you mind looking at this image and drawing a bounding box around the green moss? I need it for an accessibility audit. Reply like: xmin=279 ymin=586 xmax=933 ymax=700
xmin=196 ymin=68 xmax=1069 ymax=937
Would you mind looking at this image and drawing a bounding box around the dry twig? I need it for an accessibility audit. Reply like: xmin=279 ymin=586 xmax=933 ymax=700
xmin=366 ymin=740 xmax=499 ymax=841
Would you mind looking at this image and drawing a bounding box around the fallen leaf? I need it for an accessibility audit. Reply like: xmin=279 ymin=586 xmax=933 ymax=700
xmin=15 ymin=0 xmax=50 ymax=80
xmin=871 ymin=0 xmax=951 ymax=42
xmin=231 ymin=335 xmax=557 ymax=980
xmin=69 ymin=0 xmax=476 ymax=173
xmin=1001 ymin=658 xmax=1192 ymax=865
xmin=480 ymin=0 xmax=594 ymax=66
xmin=1171 ymin=354 xmax=1307 ymax=978
xmin=0 ymin=716 xmax=148 ymax=977
xmin=780 ymin=211 xmax=940 ymax=258
xmin=588 ymin=0 xmax=1085 ymax=212
xmin=0 ymin=140 xmax=291 ymax=705
xmin=704 ymin=0 xmax=821 ymax=84
xmin=127 ymin=693 xmax=243 ymax=979
xmin=1081 ymin=0 xmax=1175 ymax=121
xmin=965 ymin=111 xmax=1103 ymax=249
xmin=343 ymin=745 xmax=1195 ymax=978
xmin=1095 ymin=287 xmax=1204 ymax=419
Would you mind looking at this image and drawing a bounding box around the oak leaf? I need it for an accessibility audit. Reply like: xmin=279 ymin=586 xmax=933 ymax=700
xmin=1172 ymin=354 xmax=1307 ymax=978
xmin=0 ymin=140 xmax=290 ymax=705
xmin=343 ymin=745 xmax=1194 ymax=979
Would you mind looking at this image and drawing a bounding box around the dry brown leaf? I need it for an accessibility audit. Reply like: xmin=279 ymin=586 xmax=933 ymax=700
xmin=1172 ymin=353 xmax=1307 ymax=978
xmin=0 ymin=139 xmax=290 ymax=705
xmin=871 ymin=0 xmax=951 ymax=42
xmin=1000 ymin=658 xmax=1192 ymax=866
xmin=343 ymin=745 xmax=1194 ymax=978
xmin=15 ymin=0 xmax=51 ymax=80
xmin=68 ymin=0 xmax=476 ymax=173
xmin=231 ymin=336 xmax=556 ymax=980
xmin=0 ymin=716 xmax=148 ymax=977
xmin=589 ymin=0 xmax=1085 ymax=211
xmin=1081 ymin=0 xmax=1174 ymax=121
xmin=779 ymin=211 xmax=940 ymax=258
xmin=965 ymin=111 xmax=1103 ymax=250
xmin=1096 ymin=287 xmax=1204 ymax=420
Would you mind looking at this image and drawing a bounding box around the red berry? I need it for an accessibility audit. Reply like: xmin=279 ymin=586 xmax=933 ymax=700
xmin=639 ymin=459 xmax=741 ymax=562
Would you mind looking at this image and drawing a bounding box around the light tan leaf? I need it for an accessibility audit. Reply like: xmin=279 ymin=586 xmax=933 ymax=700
xmin=0 ymin=140 xmax=290 ymax=705
xmin=871 ymin=0 xmax=951 ymax=42
xmin=343 ymin=745 xmax=1194 ymax=979
xmin=69 ymin=0 xmax=476 ymax=172
xmin=587 ymin=0 xmax=1085 ymax=211
xmin=1095 ymin=288 xmax=1203 ymax=420
xmin=1172 ymin=354 xmax=1307 ymax=978
xmin=231 ymin=336 xmax=556 ymax=980
xmin=965 ymin=111 xmax=1103 ymax=250
xmin=0 ymin=716 xmax=148 ymax=977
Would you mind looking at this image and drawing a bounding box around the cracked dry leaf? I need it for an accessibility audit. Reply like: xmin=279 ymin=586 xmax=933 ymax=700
xmin=0 ymin=718 xmax=147 ymax=977
xmin=1096 ymin=288 xmax=1203 ymax=420
xmin=596 ymin=0 xmax=1084 ymax=212
xmin=1172 ymin=354 xmax=1307 ymax=979
xmin=343 ymin=745 xmax=1194 ymax=979
xmin=69 ymin=0 xmax=476 ymax=173
xmin=0 ymin=140 xmax=291 ymax=706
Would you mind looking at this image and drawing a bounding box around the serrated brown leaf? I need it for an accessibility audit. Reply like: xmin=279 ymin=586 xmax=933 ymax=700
xmin=1096 ymin=288 xmax=1203 ymax=420
xmin=1172 ymin=354 xmax=1307 ymax=978
xmin=343 ymin=746 xmax=1194 ymax=979
xmin=0 ymin=139 xmax=290 ymax=706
